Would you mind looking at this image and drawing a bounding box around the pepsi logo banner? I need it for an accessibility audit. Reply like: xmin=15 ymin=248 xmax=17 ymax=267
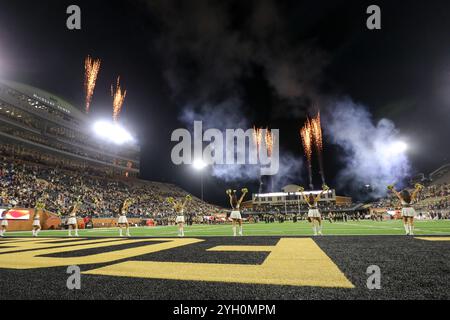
xmin=2 ymin=209 xmax=31 ymax=220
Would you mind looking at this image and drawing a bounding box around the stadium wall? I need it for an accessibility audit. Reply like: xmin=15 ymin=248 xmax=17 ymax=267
xmin=91 ymin=218 xmax=142 ymax=228
xmin=335 ymin=196 xmax=352 ymax=204
xmin=1 ymin=208 xmax=61 ymax=231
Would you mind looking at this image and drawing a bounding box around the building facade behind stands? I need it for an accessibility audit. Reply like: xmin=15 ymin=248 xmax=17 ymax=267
xmin=0 ymin=80 xmax=139 ymax=177
xmin=252 ymin=184 xmax=352 ymax=207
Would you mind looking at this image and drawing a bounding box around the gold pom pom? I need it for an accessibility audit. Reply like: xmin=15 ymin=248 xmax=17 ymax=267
xmin=387 ymin=185 xmax=394 ymax=190
xmin=241 ymin=188 xmax=248 ymax=193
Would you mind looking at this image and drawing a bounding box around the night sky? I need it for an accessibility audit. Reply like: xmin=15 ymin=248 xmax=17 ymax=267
xmin=0 ymin=0 xmax=449 ymax=206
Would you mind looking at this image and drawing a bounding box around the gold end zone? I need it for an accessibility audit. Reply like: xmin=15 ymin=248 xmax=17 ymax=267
xmin=0 ymin=238 xmax=203 ymax=269
xmin=84 ymin=238 xmax=355 ymax=288
xmin=415 ymin=237 xmax=450 ymax=241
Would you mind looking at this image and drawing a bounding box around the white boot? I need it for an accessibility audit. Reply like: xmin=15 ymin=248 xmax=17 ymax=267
xmin=403 ymin=224 xmax=409 ymax=235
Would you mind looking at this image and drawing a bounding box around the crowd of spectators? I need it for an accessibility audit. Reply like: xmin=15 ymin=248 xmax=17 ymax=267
xmin=244 ymin=202 xmax=357 ymax=215
xmin=2 ymin=141 xmax=449 ymax=224
xmin=0 ymin=147 xmax=222 ymax=222
xmin=414 ymin=184 xmax=450 ymax=219
xmin=369 ymin=183 xmax=450 ymax=220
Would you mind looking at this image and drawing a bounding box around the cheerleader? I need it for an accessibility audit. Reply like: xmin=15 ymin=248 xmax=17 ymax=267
xmin=388 ymin=183 xmax=423 ymax=235
xmin=118 ymin=198 xmax=133 ymax=237
xmin=0 ymin=209 xmax=7 ymax=237
xmin=167 ymin=195 xmax=191 ymax=237
xmin=32 ymin=180 xmax=50 ymax=237
xmin=226 ymin=188 xmax=248 ymax=236
xmin=32 ymin=195 xmax=47 ymax=237
xmin=300 ymin=185 xmax=329 ymax=236
xmin=67 ymin=197 xmax=81 ymax=237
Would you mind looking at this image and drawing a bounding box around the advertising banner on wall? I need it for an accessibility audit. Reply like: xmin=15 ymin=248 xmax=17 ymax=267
xmin=0 ymin=208 xmax=31 ymax=220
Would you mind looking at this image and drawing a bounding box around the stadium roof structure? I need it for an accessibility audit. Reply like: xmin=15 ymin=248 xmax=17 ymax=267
xmin=0 ymin=79 xmax=87 ymax=122
xmin=430 ymin=163 xmax=450 ymax=185
xmin=282 ymin=184 xmax=302 ymax=193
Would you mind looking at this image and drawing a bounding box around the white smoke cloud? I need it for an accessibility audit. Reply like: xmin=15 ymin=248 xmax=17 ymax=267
xmin=179 ymin=99 xmax=303 ymax=184
xmin=179 ymin=98 xmax=248 ymax=130
xmin=270 ymin=152 xmax=303 ymax=191
xmin=209 ymin=164 xmax=261 ymax=182
xmin=179 ymin=98 xmax=259 ymax=181
xmin=324 ymin=98 xmax=411 ymax=198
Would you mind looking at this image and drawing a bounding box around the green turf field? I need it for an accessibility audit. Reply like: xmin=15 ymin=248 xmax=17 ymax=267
xmin=6 ymin=219 xmax=450 ymax=237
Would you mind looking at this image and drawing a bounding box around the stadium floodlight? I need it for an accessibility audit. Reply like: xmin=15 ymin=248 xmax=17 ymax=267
xmin=192 ymin=159 xmax=207 ymax=201
xmin=193 ymin=159 xmax=207 ymax=170
xmin=381 ymin=140 xmax=408 ymax=157
xmin=93 ymin=120 xmax=134 ymax=145
xmin=389 ymin=141 xmax=408 ymax=155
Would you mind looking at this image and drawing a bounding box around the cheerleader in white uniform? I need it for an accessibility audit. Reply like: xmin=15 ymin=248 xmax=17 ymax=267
xmin=67 ymin=197 xmax=81 ymax=237
xmin=167 ymin=195 xmax=191 ymax=237
xmin=300 ymin=185 xmax=329 ymax=236
xmin=32 ymin=197 xmax=46 ymax=237
xmin=226 ymin=188 xmax=248 ymax=236
xmin=118 ymin=198 xmax=133 ymax=237
xmin=0 ymin=191 xmax=7 ymax=236
xmin=388 ymin=183 xmax=423 ymax=235
xmin=0 ymin=211 xmax=8 ymax=237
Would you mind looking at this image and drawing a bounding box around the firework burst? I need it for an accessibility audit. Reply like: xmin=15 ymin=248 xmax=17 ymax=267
xmin=265 ymin=128 xmax=273 ymax=157
xmin=253 ymin=126 xmax=263 ymax=159
xmin=84 ymin=55 xmax=101 ymax=113
xmin=265 ymin=128 xmax=275 ymax=192
xmin=311 ymin=111 xmax=326 ymax=184
xmin=311 ymin=112 xmax=323 ymax=152
xmin=300 ymin=119 xmax=314 ymax=189
xmin=111 ymin=76 xmax=127 ymax=122
xmin=300 ymin=120 xmax=313 ymax=163
xmin=253 ymin=126 xmax=264 ymax=193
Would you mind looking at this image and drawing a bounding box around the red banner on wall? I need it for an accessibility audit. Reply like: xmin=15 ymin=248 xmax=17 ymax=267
xmin=1 ymin=209 xmax=31 ymax=220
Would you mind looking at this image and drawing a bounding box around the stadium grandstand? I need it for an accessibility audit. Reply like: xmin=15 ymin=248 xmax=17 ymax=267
xmin=0 ymin=80 xmax=223 ymax=230
xmin=429 ymin=163 xmax=450 ymax=185
xmin=0 ymin=79 xmax=448 ymax=230
xmin=368 ymin=165 xmax=450 ymax=220
xmin=242 ymin=184 xmax=365 ymax=222
xmin=0 ymin=80 xmax=139 ymax=177
xmin=246 ymin=176 xmax=449 ymax=222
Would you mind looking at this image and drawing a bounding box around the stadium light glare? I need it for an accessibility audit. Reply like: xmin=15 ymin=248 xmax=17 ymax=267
xmin=93 ymin=120 xmax=134 ymax=145
xmin=391 ymin=141 xmax=408 ymax=154
xmin=192 ymin=159 xmax=207 ymax=201
xmin=193 ymin=159 xmax=207 ymax=170
xmin=381 ymin=140 xmax=408 ymax=156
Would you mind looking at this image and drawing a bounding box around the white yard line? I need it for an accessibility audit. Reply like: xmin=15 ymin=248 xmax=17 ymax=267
xmin=343 ymin=222 xmax=448 ymax=234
